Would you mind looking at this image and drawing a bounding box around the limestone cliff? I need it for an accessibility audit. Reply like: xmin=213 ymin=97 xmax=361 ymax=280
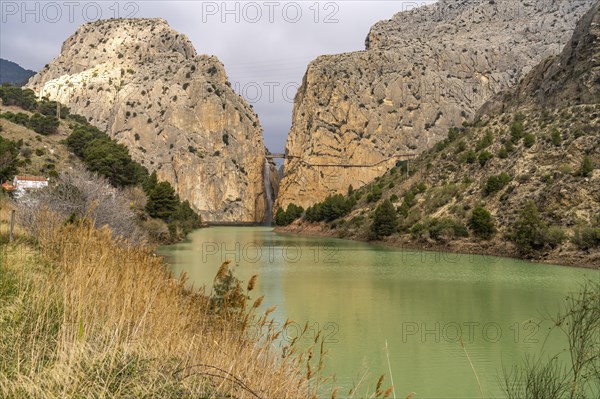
xmin=277 ymin=0 xmax=596 ymax=209
xmin=278 ymin=1 xmax=600 ymax=267
xmin=27 ymin=18 xmax=269 ymax=222
xmin=482 ymin=0 xmax=600 ymax=113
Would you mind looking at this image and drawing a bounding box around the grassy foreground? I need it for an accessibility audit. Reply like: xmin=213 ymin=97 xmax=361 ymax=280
xmin=0 ymin=200 xmax=333 ymax=398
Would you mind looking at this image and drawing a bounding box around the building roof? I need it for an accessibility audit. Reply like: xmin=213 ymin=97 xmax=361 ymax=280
xmin=14 ymin=175 xmax=48 ymax=182
xmin=1 ymin=182 xmax=16 ymax=191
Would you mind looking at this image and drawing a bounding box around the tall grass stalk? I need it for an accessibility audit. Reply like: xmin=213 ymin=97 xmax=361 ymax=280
xmin=0 ymin=208 xmax=322 ymax=398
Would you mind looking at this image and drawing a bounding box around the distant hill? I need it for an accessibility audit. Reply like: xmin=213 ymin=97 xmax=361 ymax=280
xmin=0 ymin=59 xmax=36 ymax=86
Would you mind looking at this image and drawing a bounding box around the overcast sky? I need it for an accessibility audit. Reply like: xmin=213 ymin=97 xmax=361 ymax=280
xmin=1 ymin=1 xmax=435 ymax=152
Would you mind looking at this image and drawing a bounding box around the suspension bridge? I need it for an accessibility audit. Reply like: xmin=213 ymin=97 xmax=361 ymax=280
xmin=265 ymin=152 xmax=417 ymax=168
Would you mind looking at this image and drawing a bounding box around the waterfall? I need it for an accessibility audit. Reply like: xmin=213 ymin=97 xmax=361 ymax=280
xmin=263 ymin=159 xmax=273 ymax=225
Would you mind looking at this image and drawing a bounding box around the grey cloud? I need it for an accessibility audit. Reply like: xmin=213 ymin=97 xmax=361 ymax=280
xmin=1 ymin=1 xmax=432 ymax=152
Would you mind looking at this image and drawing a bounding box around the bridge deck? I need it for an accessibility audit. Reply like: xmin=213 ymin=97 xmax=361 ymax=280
xmin=265 ymin=153 xmax=416 ymax=167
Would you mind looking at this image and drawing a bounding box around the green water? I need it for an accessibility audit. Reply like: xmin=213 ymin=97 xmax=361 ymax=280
xmin=158 ymin=227 xmax=598 ymax=398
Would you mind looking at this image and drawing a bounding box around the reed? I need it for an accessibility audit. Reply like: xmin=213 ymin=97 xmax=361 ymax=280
xmin=0 ymin=209 xmax=320 ymax=398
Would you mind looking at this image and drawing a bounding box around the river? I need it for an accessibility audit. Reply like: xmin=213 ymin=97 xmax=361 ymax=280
xmin=158 ymin=226 xmax=598 ymax=398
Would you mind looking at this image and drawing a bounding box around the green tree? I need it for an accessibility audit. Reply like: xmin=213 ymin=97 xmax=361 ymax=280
xmin=65 ymin=125 xmax=105 ymax=157
xmin=0 ymin=84 xmax=37 ymax=110
xmin=0 ymin=136 xmax=20 ymax=182
xmin=469 ymin=205 xmax=496 ymax=239
xmin=83 ymin=139 xmax=141 ymax=186
xmin=37 ymin=100 xmax=69 ymax=118
xmin=28 ymin=113 xmax=59 ymax=135
xmin=511 ymin=201 xmax=546 ymax=255
xmin=275 ymin=203 xmax=304 ymax=226
xmin=579 ymin=156 xmax=593 ymax=177
xmin=370 ymin=199 xmax=398 ymax=239
xmin=146 ymin=181 xmax=179 ymax=221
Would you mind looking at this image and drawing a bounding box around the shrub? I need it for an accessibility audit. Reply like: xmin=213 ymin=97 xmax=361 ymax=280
xmin=571 ymin=226 xmax=600 ymax=250
xmin=543 ymin=226 xmax=566 ymax=249
xmin=464 ymin=150 xmax=477 ymax=164
xmin=505 ymin=140 xmax=514 ymax=153
xmin=469 ymin=205 xmax=496 ymax=239
xmin=502 ymin=281 xmax=600 ymax=399
xmin=498 ymin=146 xmax=508 ymax=159
xmin=475 ymin=131 xmax=493 ymax=151
xmin=484 ymin=172 xmax=511 ymax=195
xmin=510 ymin=121 xmax=524 ymax=142
xmin=579 ymin=156 xmax=593 ymax=177
xmin=369 ymin=199 xmax=398 ymax=240
xmin=511 ymin=201 xmax=546 ymax=255
xmin=69 ymin=114 xmax=88 ymax=125
xmin=18 ymin=167 xmax=147 ymax=244
xmin=366 ymin=186 xmax=382 ymax=203
xmin=478 ymin=150 xmax=493 ymax=167
xmin=28 ymin=113 xmax=59 ymax=135
xmin=427 ymin=218 xmax=468 ymax=241
xmin=20 ymin=147 xmax=32 ymax=158
xmin=551 ymin=128 xmax=562 ymax=146
xmin=410 ymin=222 xmax=426 ymax=239
xmin=222 ymin=133 xmax=229 ymax=146
xmin=523 ymin=133 xmax=535 ymax=148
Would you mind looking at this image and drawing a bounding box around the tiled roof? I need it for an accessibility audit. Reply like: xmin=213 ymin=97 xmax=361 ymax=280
xmin=14 ymin=176 xmax=48 ymax=182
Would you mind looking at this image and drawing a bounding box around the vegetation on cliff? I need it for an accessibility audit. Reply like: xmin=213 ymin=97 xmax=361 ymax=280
xmin=278 ymin=103 xmax=600 ymax=266
xmin=1 ymin=85 xmax=200 ymax=243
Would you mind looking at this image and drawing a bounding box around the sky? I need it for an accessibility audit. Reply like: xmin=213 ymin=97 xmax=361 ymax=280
xmin=0 ymin=1 xmax=435 ymax=152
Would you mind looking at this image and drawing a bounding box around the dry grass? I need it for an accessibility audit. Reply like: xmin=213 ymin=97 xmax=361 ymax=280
xmin=0 ymin=209 xmax=330 ymax=398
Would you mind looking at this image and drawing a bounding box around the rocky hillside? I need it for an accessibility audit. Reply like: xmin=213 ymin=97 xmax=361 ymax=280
xmin=26 ymin=18 xmax=270 ymax=222
xmin=277 ymin=2 xmax=600 ymax=268
xmin=483 ymin=0 xmax=600 ymax=111
xmin=277 ymin=0 xmax=596 ymax=210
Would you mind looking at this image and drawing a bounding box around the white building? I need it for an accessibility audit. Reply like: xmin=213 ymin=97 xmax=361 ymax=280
xmin=12 ymin=175 xmax=49 ymax=191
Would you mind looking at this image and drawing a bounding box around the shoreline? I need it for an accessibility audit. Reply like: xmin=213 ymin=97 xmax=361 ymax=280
xmin=274 ymin=223 xmax=600 ymax=270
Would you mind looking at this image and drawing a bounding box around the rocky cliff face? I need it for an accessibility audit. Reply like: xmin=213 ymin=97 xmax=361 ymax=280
xmin=482 ymin=0 xmax=600 ymax=113
xmin=279 ymin=1 xmax=600 ymax=267
xmin=27 ymin=18 xmax=269 ymax=222
xmin=277 ymin=0 xmax=596 ymax=209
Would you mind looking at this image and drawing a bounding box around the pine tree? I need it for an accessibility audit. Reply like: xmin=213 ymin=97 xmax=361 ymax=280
xmin=511 ymin=201 xmax=546 ymax=254
xmin=469 ymin=205 xmax=496 ymax=239
xmin=370 ymin=199 xmax=398 ymax=239
xmin=146 ymin=181 xmax=179 ymax=221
